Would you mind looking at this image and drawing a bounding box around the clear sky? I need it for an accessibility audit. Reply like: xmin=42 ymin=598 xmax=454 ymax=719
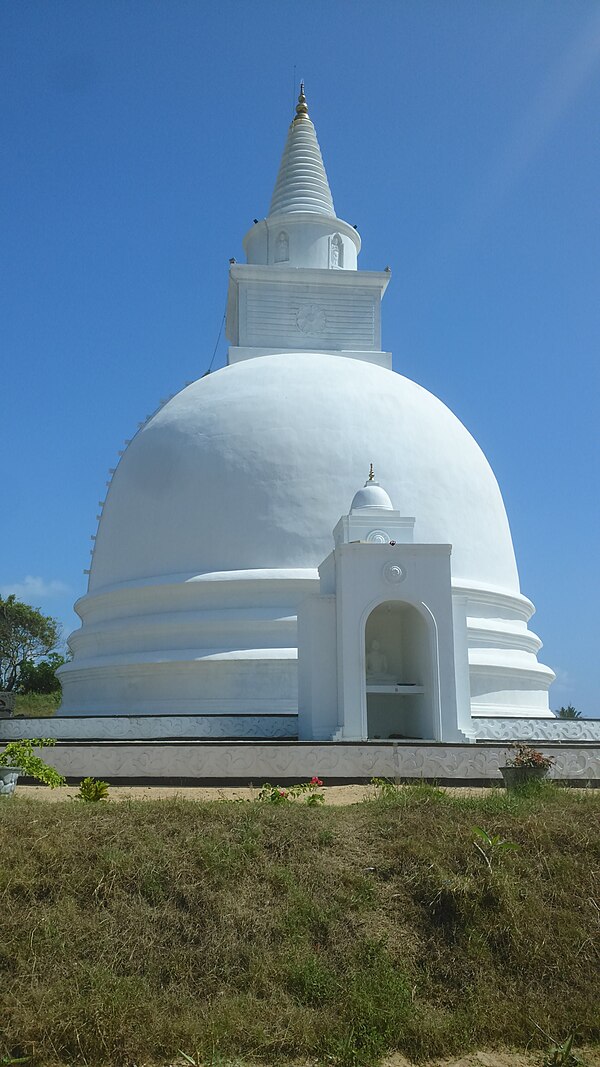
xmin=1 ymin=1 xmax=599 ymax=715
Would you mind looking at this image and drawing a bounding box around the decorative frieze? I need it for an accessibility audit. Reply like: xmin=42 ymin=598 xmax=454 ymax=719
xmin=473 ymin=717 xmax=600 ymax=742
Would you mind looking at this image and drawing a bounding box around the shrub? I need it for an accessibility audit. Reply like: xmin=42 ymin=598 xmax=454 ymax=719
xmin=77 ymin=777 xmax=110 ymax=802
xmin=0 ymin=738 xmax=65 ymax=787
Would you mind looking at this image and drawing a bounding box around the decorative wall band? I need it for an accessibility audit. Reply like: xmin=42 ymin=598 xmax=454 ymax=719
xmin=0 ymin=715 xmax=298 ymax=742
xmin=473 ymin=717 xmax=600 ymax=742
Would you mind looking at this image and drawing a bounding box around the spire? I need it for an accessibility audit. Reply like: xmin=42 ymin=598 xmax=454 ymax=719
xmin=294 ymin=81 xmax=309 ymax=121
xmin=268 ymin=83 xmax=336 ymax=217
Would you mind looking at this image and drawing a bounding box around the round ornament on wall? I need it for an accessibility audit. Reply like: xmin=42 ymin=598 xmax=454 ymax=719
xmin=296 ymin=303 xmax=326 ymax=334
xmin=383 ymin=562 xmax=406 ymax=584
xmin=366 ymin=530 xmax=390 ymax=544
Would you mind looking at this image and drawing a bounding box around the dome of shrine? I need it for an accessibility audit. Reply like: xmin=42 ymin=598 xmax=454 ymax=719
xmin=350 ymin=475 xmax=395 ymax=513
xmin=88 ymin=353 xmax=518 ymax=594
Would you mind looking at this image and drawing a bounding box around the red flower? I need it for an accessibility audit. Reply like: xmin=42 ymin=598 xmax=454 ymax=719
xmin=310 ymin=776 xmax=323 ymax=786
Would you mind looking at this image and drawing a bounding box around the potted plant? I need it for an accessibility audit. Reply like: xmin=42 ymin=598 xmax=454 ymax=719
xmin=499 ymin=742 xmax=554 ymax=789
xmin=0 ymin=739 xmax=66 ymax=797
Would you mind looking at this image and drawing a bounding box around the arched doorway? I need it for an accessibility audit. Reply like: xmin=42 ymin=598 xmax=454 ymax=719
xmin=364 ymin=601 xmax=436 ymax=740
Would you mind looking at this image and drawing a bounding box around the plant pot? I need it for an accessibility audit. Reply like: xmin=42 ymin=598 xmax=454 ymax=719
xmin=0 ymin=767 xmax=20 ymax=798
xmin=499 ymin=765 xmax=549 ymax=789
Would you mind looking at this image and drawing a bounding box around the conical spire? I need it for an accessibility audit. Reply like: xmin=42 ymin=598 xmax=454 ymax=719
xmin=268 ymin=83 xmax=336 ymax=217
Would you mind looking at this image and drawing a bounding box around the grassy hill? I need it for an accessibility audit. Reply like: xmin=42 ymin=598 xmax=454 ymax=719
xmin=13 ymin=691 xmax=61 ymax=717
xmin=0 ymin=784 xmax=598 ymax=1066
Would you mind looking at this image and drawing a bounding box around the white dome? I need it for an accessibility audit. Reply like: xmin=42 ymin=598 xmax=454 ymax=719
xmin=89 ymin=353 xmax=518 ymax=593
xmin=350 ymin=482 xmax=394 ymax=512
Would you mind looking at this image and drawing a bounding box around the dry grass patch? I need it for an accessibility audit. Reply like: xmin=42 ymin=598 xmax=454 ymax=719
xmin=0 ymin=785 xmax=598 ymax=1066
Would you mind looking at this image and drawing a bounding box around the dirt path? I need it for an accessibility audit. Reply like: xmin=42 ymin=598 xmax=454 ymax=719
xmin=16 ymin=782 xmax=494 ymax=804
xmin=383 ymin=1054 xmax=600 ymax=1067
xmin=160 ymin=1050 xmax=600 ymax=1067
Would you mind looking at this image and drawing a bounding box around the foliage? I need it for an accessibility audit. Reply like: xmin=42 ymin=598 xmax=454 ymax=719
xmin=76 ymin=777 xmax=110 ymax=802
xmin=370 ymin=776 xmax=399 ymax=799
xmin=257 ymin=776 xmax=325 ymax=805
xmin=18 ymin=653 xmax=66 ymax=695
xmin=369 ymin=778 xmax=447 ymax=806
xmin=0 ymin=739 xmax=65 ymax=787
xmin=542 ymin=1032 xmax=583 ymax=1067
xmin=472 ymin=825 xmax=519 ymax=869
xmin=557 ymin=705 xmax=582 ymax=720
xmin=505 ymin=743 xmax=554 ymax=770
xmin=0 ymin=595 xmax=61 ymax=692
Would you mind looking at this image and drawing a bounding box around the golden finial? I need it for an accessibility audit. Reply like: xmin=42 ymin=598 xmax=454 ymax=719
xmin=368 ymin=463 xmax=375 ymax=482
xmin=294 ymin=81 xmax=309 ymax=122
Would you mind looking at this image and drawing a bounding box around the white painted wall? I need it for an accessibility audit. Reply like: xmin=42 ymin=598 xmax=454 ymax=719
xmin=298 ymin=540 xmax=465 ymax=743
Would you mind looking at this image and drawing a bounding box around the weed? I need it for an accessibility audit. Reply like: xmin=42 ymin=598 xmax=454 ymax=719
xmin=76 ymin=777 xmax=110 ymax=802
xmin=257 ymin=776 xmax=325 ymax=805
xmin=369 ymin=777 xmax=446 ymax=805
xmin=370 ymin=776 xmax=399 ymax=799
xmin=472 ymin=825 xmax=519 ymax=869
xmin=540 ymin=1030 xmax=583 ymax=1067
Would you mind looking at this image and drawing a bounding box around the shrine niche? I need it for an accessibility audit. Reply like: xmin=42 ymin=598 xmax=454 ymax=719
xmin=330 ymin=232 xmax=343 ymax=268
xmin=275 ymin=230 xmax=289 ymax=262
xmin=365 ymin=601 xmax=433 ymax=741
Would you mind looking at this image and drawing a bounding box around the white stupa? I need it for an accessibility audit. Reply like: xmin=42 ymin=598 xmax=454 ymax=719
xmin=59 ymin=85 xmax=555 ymax=741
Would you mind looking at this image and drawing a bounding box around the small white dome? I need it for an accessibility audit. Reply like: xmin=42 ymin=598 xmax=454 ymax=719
xmin=350 ymin=481 xmax=394 ymax=511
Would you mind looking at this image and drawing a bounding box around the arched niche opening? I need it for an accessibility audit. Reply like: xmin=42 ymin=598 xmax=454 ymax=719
xmin=330 ymin=232 xmax=344 ymax=268
xmin=275 ymin=230 xmax=289 ymax=263
xmin=365 ymin=600 xmax=436 ymax=740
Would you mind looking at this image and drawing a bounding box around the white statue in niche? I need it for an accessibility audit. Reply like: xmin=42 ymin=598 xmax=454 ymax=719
xmin=275 ymin=230 xmax=289 ymax=263
xmin=366 ymin=639 xmax=395 ymax=683
xmin=330 ymin=233 xmax=343 ymax=268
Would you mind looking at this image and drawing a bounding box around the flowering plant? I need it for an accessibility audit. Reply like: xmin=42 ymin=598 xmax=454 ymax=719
xmin=505 ymin=743 xmax=554 ymax=770
xmin=258 ymin=776 xmax=325 ymax=806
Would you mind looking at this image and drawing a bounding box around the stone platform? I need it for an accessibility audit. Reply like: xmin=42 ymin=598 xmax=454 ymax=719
xmin=3 ymin=738 xmax=598 ymax=785
xmin=2 ymin=714 xmax=600 ymax=743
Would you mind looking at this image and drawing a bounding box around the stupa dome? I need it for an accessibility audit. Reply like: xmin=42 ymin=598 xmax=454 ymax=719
xmin=59 ymin=85 xmax=553 ymax=730
xmin=88 ymin=353 xmax=517 ymax=594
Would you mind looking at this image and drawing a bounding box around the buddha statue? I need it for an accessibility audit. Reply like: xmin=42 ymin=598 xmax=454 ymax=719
xmin=366 ymin=639 xmax=395 ymax=683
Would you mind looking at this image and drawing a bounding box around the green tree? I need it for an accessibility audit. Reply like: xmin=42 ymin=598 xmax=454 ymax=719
xmin=18 ymin=652 xmax=66 ymax=694
xmin=0 ymin=595 xmax=61 ymax=692
xmin=556 ymin=704 xmax=581 ymax=720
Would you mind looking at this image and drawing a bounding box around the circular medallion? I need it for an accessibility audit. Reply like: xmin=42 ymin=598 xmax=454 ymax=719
xmin=383 ymin=562 xmax=406 ymax=584
xmin=296 ymin=303 xmax=326 ymax=335
xmin=366 ymin=530 xmax=390 ymax=544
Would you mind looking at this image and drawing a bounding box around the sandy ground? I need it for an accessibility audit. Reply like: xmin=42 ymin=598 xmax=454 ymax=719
xmin=161 ymin=1050 xmax=600 ymax=1067
xmin=14 ymin=782 xmax=497 ymax=804
xmin=381 ymin=1054 xmax=600 ymax=1067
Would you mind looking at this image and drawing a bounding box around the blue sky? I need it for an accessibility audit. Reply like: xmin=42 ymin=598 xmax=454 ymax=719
xmin=1 ymin=1 xmax=599 ymax=714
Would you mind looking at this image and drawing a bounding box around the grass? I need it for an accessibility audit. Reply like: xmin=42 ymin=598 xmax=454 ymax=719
xmin=0 ymin=784 xmax=599 ymax=1066
xmin=13 ymin=692 xmax=60 ymax=717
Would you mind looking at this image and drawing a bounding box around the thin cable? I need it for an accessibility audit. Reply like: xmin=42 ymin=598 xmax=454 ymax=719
xmin=202 ymin=307 xmax=226 ymax=377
